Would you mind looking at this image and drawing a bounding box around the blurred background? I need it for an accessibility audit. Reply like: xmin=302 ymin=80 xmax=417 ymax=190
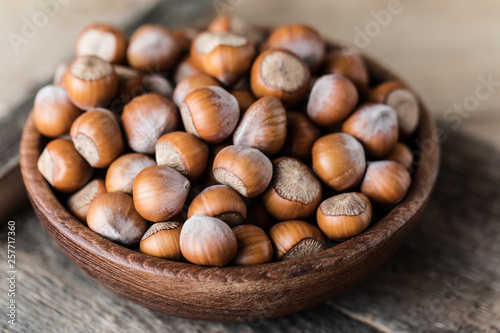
xmin=0 ymin=1 xmax=499 ymax=332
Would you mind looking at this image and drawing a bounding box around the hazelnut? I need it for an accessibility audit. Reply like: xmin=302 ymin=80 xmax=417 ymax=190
xmin=132 ymin=165 xmax=190 ymax=222
xmin=317 ymin=192 xmax=372 ymax=240
xmin=173 ymin=73 xmax=221 ymax=108
xmin=312 ymin=133 xmax=366 ymax=191
xmin=180 ymin=215 xmax=237 ymax=266
xmin=250 ymin=49 xmax=310 ymax=107
xmin=307 ymin=74 xmax=359 ymax=126
xmin=64 ymin=55 xmax=118 ymax=110
xmin=75 ymin=23 xmax=128 ymax=64
xmin=190 ymin=32 xmax=255 ymax=86
xmin=37 ymin=138 xmax=92 ymax=193
xmin=370 ymin=81 xmax=420 ymax=138
xmin=180 ymin=86 xmax=239 ymax=144
xmin=70 ymin=108 xmax=124 ymax=168
xmin=143 ymin=74 xmax=174 ymax=98
xmin=187 ymin=185 xmax=247 ymax=227
xmin=127 ymin=25 xmax=181 ymax=72
xmin=284 ymin=111 xmax=321 ymax=161
xmin=155 ymin=131 xmax=209 ymax=181
xmin=122 ymin=93 xmax=179 ymax=154
xmin=33 ymin=85 xmax=82 ymax=138
xmin=262 ymin=157 xmax=322 ymax=220
xmin=87 ymin=192 xmax=149 ymax=246
xmin=268 ymin=220 xmax=326 ymax=261
xmin=265 ymin=24 xmax=325 ymax=72
xmin=232 ymin=224 xmax=273 ymax=265
xmin=233 ymin=96 xmax=287 ymax=155
xmin=384 ymin=142 xmax=413 ymax=171
xmin=213 ymin=145 xmax=272 ymax=198
xmin=361 ymin=161 xmax=411 ymax=205
xmin=140 ymin=222 xmax=183 ymax=260
xmin=67 ymin=178 xmax=107 ymax=223
xmin=105 ymin=153 xmax=156 ymax=194
xmin=342 ymin=103 xmax=399 ymax=158
xmin=323 ymin=50 xmax=369 ymax=91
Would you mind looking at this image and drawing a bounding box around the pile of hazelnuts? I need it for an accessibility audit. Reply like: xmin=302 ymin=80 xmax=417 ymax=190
xmin=33 ymin=15 xmax=419 ymax=267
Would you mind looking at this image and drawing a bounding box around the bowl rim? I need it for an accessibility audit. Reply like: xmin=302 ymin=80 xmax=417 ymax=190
xmin=19 ymin=47 xmax=440 ymax=284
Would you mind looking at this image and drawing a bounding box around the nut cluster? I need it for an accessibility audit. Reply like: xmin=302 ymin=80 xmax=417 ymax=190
xmin=34 ymin=18 xmax=419 ymax=266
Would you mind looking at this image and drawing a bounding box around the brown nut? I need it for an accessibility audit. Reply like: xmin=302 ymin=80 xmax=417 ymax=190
xmin=284 ymin=111 xmax=321 ymax=161
xmin=75 ymin=23 xmax=128 ymax=64
xmin=323 ymin=50 xmax=369 ymax=91
xmin=127 ymin=25 xmax=181 ymax=72
xmin=312 ymin=133 xmax=366 ymax=191
xmin=265 ymin=24 xmax=325 ymax=72
xmin=233 ymin=96 xmax=287 ymax=155
xmin=180 ymin=86 xmax=239 ymax=144
xmin=384 ymin=142 xmax=413 ymax=170
xmin=132 ymin=165 xmax=190 ymax=222
xmin=231 ymin=224 xmax=273 ymax=265
xmin=155 ymin=131 xmax=209 ymax=181
xmin=187 ymin=185 xmax=247 ymax=227
xmin=307 ymin=74 xmax=359 ymax=126
xmin=369 ymin=81 xmax=420 ymax=138
xmin=262 ymin=157 xmax=322 ymax=220
xmin=213 ymin=145 xmax=273 ymax=198
xmin=67 ymin=178 xmax=107 ymax=223
xmin=122 ymin=93 xmax=179 ymax=154
xmin=140 ymin=222 xmax=183 ymax=260
xmin=105 ymin=153 xmax=156 ymax=194
xmin=37 ymin=138 xmax=92 ymax=193
xmin=342 ymin=103 xmax=399 ymax=158
xmin=173 ymin=73 xmax=221 ymax=108
xmin=70 ymin=108 xmax=124 ymax=168
xmin=64 ymin=55 xmax=118 ymax=110
xmin=250 ymin=49 xmax=310 ymax=107
xmin=33 ymin=85 xmax=82 ymax=138
xmin=317 ymin=192 xmax=372 ymax=240
xmin=268 ymin=220 xmax=327 ymax=261
xmin=143 ymin=74 xmax=174 ymax=98
xmin=87 ymin=192 xmax=149 ymax=246
xmin=361 ymin=161 xmax=411 ymax=205
xmin=180 ymin=215 xmax=237 ymax=266
xmin=190 ymin=32 xmax=255 ymax=86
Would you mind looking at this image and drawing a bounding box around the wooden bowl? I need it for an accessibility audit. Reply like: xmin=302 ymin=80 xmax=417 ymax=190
xmin=19 ymin=45 xmax=440 ymax=322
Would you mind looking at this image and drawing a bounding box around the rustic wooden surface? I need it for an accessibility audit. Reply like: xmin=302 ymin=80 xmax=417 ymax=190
xmin=1 ymin=0 xmax=500 ymax=332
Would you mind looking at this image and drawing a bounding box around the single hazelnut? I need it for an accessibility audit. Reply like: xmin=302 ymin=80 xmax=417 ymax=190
xmin=187 ymin=185 xmax=247 ymax=227
xmin=250 ymin=49 xmax=310 ymax=107
xmin=109 ymin=65 xmax=144 ymax=110
xmin=268 ymin=220 xmax=327 ymax=261
xmin=87 ymin=192 xmax=149 ymax=246
xmin=140 ymin=222 xmax=183 ymax=260
xmin=342 ymin=103 xmax=399 ymax=158
xmin=75 ymin=23 xmax=128 ymax=64
xmin=233 ymin=96 xmax=287 ymax=155
xmin=369 ymin=81 xmax=420 ymax=138
xmin=105 ymin=153 xmax=156 ymax=194
xmin=384 ymin=142 xmax=413 ymax=170
xmin=132 ymin=165 xmax=190 ymax=222
xmin=70 ymin=108 xmax=124 ymax=168
xmin=180 ymin=86 xmax=239 ymax=144
xmin=64 ymin=55 xmax=118 ymax=110
xmin=127 ymin=25 xmax=181 ymax=72
xmin=284 ymin=111 xmax=321 ymax=161
xmin=67 ymin=178 xmax=107 ymax=222
xmin=312 ymin=133 xmax=366 ymax=191
xmin=155 ymin=131 xmax=209 ymax=181
xmin=231 ymin=89 xmax=256 ymax=115
xmin=262 ymin=157 xmax=322 ymax=220
xmin=122 ymin=93 xmax=179 ymax=154
xmin=143 ymin=74 xmax=174 ymax=99
xmin=180 ymin=215 xmax=237 ymax=266
xmin=307 ymin=74 xmax=359 ymax=126
xmin=207 ymin=15 xmax=267 ymax=46
xmin=33 ymin=85 xmax=82 ymax=138
xmin=232 ymin=224 xmax=273 ymax=265
xmin=37 ymin=138 xmax=93 ymax=193
xmin=173 ymin=57 xmax=203 ymax=84
xmin=361 ymin=161 xmax=411 ymax=205
xmin=317 ymin=192 xmax=372 ymax=240
xmin=213 ymin=145 xmax=273 ymax=198
xmin=190 ymin=32 xmax=255 ymax=86
xmin=323 ymin=50 xmax=369 ymax=91
xmin=265 ymin=24 xmax=325 ymax=72
xmin=173 ymin=73 xmax=221 ymax=108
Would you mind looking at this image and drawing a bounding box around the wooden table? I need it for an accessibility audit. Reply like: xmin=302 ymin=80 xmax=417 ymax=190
xmin=1 ymin=1 xmax=500 ymax=332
